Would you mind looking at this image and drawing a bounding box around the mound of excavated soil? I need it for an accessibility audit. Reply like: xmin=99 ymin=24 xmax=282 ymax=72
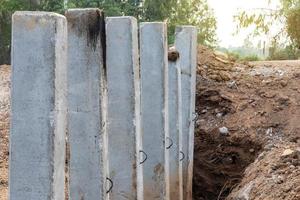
xmin=197 ymin=45 xmax=245 ymax=82
xmin=227 ymin=143 xmax=300 ymax=200
xmin=194 ymin=53 xmax=300 ymax=200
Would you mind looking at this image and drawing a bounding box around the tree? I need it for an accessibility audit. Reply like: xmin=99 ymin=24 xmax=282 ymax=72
xmin=0 ymin=0 xmax=28 ymax=64
xmin=235 ymin=0 xmax=300 ymax=51
xmin=142 ymin=0 xmax=217 ymax=46
xmin=41 ymin=0 xmax=65 ymax=12
xmin=171 ymin=0 xmax=217 ymax=46
xmin=0 ymin=0 xmax=65 ymax=64
xmin=142 ymin=0 xmax=176 ymax=21
xmin=67 ymin=0 xmax=217 ymax=46
xmin=67 ymin=0 xmax=142 ymax=18
xmin=286 ymin=5 xmax=300 ymax=47
xmin=0 ymin=0 xmax=218 ymax=64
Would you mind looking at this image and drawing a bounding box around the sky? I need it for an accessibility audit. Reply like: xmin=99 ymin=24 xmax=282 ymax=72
xmin=207 ymin=0 xmax=281 ymax=48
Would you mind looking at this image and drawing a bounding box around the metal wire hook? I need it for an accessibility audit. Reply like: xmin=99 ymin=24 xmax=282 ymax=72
xmin=139 ymin=150 xmax=148 ymax=164
xmin=180 ymin=151 xmax=185 ymax=161
xmin=106 ymin=177 xmax=113 ymax=194
xmin=165 ymin=137 xmax=173 ymax=149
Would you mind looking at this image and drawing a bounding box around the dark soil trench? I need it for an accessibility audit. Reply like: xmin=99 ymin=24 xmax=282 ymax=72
xmin=192 ymin=86 xmax=262 ymax=200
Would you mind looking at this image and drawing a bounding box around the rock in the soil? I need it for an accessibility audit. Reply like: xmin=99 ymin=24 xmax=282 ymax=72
xmin=266 ymin=128 xmax=273 ymax=136
xmin=264 ymin=143 xmax=274 ymax=151
xmin=280 ymin=80 xmax=288 ymax=87
xmin=201 ymin=109 xmax=207 ymax=114
xmin=219 ymin=126 xmax=229 ymax=136
xmin=216 ymin=113 xmax=223 ymax=118
xmin=277 ymin=95 xmax=290 ymax=106
xmin=223 ymin=156 xmax=233 ymax=165
xmin=208 ymin=71 xmax=231 ymax=82
xmin=281 ymin=149 xmax=295 ymax=157
xmin=233 ymin=181 xmax=254 ymax=200
xmin=227 ymin=81 xmax=238 ymax=89
xmin=281 ymin=149 xmax=300 ymax=165
xmin=273 ymin=175 xmax=284 ymax=184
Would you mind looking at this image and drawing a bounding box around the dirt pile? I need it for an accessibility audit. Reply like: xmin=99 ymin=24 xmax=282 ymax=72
xmin=193 ymin=47 xmax=300 ymax=200
xmin=197 ymin=45 xmax=243 ymax=82
xmin=227 ymin=143 xmax=300 ymax=200
xmin=0 ymin=65 xmax=10 ymax=200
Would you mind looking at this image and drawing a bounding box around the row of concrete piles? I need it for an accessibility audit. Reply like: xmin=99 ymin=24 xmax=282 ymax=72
xmin=9 ymin=8 xmax=197 ymax=200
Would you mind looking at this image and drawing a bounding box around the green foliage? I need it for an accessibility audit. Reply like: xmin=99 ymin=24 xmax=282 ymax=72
xmin=0 ymin=0 xmax=64 ymax=64
xmin=239 ymin=54 xmax=260 ymax=61
xmin=222 ymin=49 xmax=260 ymax=62
xmin=143 ymin=0 xmax=176 ymax=21
xmin=41 ymin=0 xmax=65 ymax=13
xmin=268 ymin=44 xmax=300 ymax=60
xmin=0 ymin=0 xmax=218 ymax=64
xmin=286 ymin=6 xmax=300 ymax=47
xmin=0 ymin=0 xmax=27 ymax=64
xmin=67 ymin=0 xmax=142 ymax=17
xmin=219 ymin=44 xmax=267 ymax=61
xmin=235 ymin=0 xmax=300 ymax=58
xmin=226 ymin=51 xmax=240 ymax=61
xmin=84 ymin=0 xmax=218 ymax=46
xmin=167 ymin=0 xmax=217 ymax=46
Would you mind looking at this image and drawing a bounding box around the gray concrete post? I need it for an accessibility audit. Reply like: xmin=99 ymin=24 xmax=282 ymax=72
xmin=139 ymin=22 xmax=169 ymax=200
xmin=9 ymin=12 xmax=67 ymax=200
xmin=65 ymin=9 xmax=107 ymax=200
xmin=175 ymin=26 xmax=197 ymax=200
xmin=168 ymin=57 xmax=183 ymax=200
xmin=106 ymin=17 xmax=143 ymax=200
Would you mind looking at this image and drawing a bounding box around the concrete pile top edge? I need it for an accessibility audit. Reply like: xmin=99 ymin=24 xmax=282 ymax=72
xmin=13 ymin=11 xmax=66 ymax=19
xmin=65 ymin=8 xmax=103 ymax=14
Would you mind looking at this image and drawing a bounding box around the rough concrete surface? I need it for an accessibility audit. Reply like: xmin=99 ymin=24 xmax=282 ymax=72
xmin=9 ymin=11 xmax=67 ymax=200
xmin=168 ymin=59 xmax=183 ymax=200
xmin=175 ymin=26 xmax=197 ymax=200
xmin=66 ymin=8 xmax=106 ymax=200
xmin=105 ymin=16 xmax=143 ymax=200
xmin=140 ymin=22 xmax=169 ymax=200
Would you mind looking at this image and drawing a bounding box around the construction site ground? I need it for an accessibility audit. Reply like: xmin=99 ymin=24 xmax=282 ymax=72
xmin=1 ymin=46 xmax=300 ymax=200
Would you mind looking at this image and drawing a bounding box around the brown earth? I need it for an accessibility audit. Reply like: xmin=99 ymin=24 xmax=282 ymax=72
xmin=193 ymin=46 xmax=300 ymax=200
xmin=1 ymin=46 xmax=300 ymax=200
xmin=0 ymin=65 xmax=10 ymax=200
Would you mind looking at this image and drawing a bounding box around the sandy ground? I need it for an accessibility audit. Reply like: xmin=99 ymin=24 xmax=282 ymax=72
xmin=0 ymin=65 xmax=10 ymax=200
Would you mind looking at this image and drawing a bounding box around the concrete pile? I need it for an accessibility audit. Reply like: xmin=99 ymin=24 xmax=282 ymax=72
xmin=8 ymin=10 xmax=197 ymax=200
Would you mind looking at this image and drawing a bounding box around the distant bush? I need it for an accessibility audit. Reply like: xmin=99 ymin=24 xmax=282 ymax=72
xmin=219 ymin=48 xmax=262 ymax=62
xmin=268 ymin=45 xmax=300 ymax=60
xmin=239 ymin=54 xmax=260 ymax=61
xmin=227 ymin=52 xmax=240 ymax=61
xmin=268 ymin=50 xmax=289 ymax=60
